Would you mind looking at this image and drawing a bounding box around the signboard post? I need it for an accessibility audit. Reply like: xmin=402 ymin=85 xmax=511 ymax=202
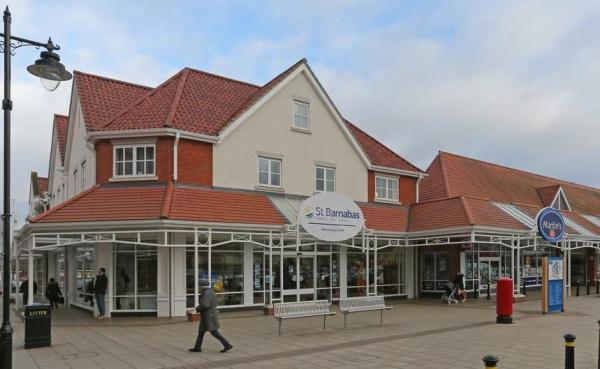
xmin=542 ymin=256 xmax=565 ymax=314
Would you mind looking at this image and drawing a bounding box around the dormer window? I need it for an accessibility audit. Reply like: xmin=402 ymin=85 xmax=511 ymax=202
xmin=552 ymin=188 xmax=571 ymax=211
xmin=375 ymin=175 xmax=399 ymax=202
xmin=114 ymin=145 xmax=155 ymax=177
xmin=292 ymin=100 xmax=309 ymax=130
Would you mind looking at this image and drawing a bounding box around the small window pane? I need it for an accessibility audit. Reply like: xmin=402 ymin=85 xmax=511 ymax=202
xmin=136 ymin=147 xmax=145 ymax=161
xmin=259 ymin=159 xmax=268 ymax=172
xmin=136 ymin=161 xmax=145 ymax=175
xmin=316 ymin=179 xmax=324 ymax=191
xmin=259 ymin=172 xmax=268 ymax=185
xmin=271 ymin=173 xmax=280 ymax=186
xmin=116 ymin=148 xmax=124 ymax=161
xmin=124 ymin=148 xmax=133 ymax=161
xmin=316 ymin=167 xmax=324 ymax=180
xmin=146 ymin=162 xmax=154 ymax=174
xmin=326 ymin=180 xmax=335 ymax=192
xmin=146 ymin=147 xmax=154 ymax=160
xmin=125 ymin=162 xmax=133 ymax=175
xmin=271 ymin=160 xmax=281 ymax=175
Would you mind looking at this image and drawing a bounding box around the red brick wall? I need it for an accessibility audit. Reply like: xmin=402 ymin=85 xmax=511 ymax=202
xmin=95 ymin=140 xmax=113 ymax=184
xmin=156 ymin=136 xmax=174 ymax=181
xmin=177 ymin=138 xmax=212 ymax=185
xmin=368 ymin=170 xmax=418 ymax=205
xmin=400 ymin=176 xmax=418 ymax=205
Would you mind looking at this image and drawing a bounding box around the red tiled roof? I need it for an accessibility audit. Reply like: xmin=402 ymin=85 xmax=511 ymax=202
xmin=74 ymin=71 xmax=151 ymax=130
xmin=359 ymin=203 xmax=409 ymax=233
xmin=53 ymin=114 xmax=68 ymax=165
xmin=420 ymin=151 xmax=600 ymax=215
xmin=31 ymin=183 xmax=286 ymax=226
xmin=72 ymin=60 xmax=417 ymax=173
xmin=345 ymin=120 xmax=423 ymax=173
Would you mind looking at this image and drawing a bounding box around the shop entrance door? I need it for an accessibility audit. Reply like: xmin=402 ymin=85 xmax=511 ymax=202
xmin=479 ymin=258 xmax=501 ymax=295
xmin=282 ymin=256 xmax=316 ymax=302
xmin=570 ymin=253 xmax=586 ymax=286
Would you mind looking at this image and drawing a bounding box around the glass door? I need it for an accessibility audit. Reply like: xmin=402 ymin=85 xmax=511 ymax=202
xmin=479 ymin=258 xmax=501 ymax=295
xmin=282 ymin=255 xmax=316 ymax=302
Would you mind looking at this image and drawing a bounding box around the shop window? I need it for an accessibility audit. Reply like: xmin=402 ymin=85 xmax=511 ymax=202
xmin=114 ymin=145 xmax=155 ymax=177
xmin=315 ymin=166 xmax=335 ymax=192
xmin=292 ymin=100 xmax=309 ymax=130
xmin=253 ymin=252 xmax=265 ymax=304
xmin=113 ymin=245 xmax=157 ymax=311
xmin=376 ymin=248 xmax=405 ymax=296
xmin=258 ymin=157 xmax=281 ymax=187
xmin=347 ymin=251 xmax=367 ymax=297
xmin=73 ymin=246 xmax=95 ymax=308
xmin=421 ymin=252 xmax=448 ymax=291
xmin=375 ymin=175 xmax=399 ymax=201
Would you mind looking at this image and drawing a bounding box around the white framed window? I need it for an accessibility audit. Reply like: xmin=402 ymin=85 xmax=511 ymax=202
xmin=258 ymin=157 xmax=281 ymax=187
xmin=61 ymin=183 xmax=65 ymax=201
xmin=81 ymin=161 xmax=86 ymax=190
xmin=114 ymin=145 xmax=155 ymax=177
xmin=375 ymin=175 xmax=399 ymax=201
xmin=316 ymin=166 xmax=335 ymax=192
xmin=73 ymin=169 xmax=78 ymax=194
xmin=293 ymin=100 xmax=309 ymax=130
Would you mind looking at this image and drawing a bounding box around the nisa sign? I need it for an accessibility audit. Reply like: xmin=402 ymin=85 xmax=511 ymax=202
xmin=298 ymin=192 xmax=365 ymax=242
xmin=536 ymin=207 xmax=565 ymax=242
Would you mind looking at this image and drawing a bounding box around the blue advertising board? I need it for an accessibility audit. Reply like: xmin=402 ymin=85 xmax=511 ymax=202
xmin=546 ymin=257 xmax=564 ymax=313
xmin=536 ymin=207 xmax=565 ymax=242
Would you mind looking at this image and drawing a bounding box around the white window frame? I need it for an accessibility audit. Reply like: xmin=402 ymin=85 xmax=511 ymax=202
xmin=292 ymin=100 xmax=309 ymax=131
xmin=113 ymin=144 xmax=156 ymax=178
xmin=375 ymin=175 xmax=399 ymax=202
xmin=315 ymin=166 xmax=335 ymax=192
xmin=258 ymin=157 xmax=282 ymax=188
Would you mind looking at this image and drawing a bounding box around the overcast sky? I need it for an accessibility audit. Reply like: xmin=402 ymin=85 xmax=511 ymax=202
xmin=5 ymin=1 xmax=600 ymax=224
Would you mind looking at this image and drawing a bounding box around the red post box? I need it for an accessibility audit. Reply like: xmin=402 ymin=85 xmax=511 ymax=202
xmin=496 ymin=277 xmax=513 ymax=324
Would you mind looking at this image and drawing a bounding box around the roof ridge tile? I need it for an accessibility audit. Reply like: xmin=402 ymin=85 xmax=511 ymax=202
xmin=160 ymin=181 xmax=174 ymax=219
xmin=165 ymin=68 xmax=190 ymax=127
xmin=73 ymin=70 xmax=152 ymax=90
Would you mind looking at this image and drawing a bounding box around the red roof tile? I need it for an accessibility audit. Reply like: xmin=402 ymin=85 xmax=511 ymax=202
xmin=421 ymin=151 xmax=600 ymax=215
xmin=359 ymin=203 xmax=409 ymax=233
xmin=53 ymin=114 xmax=68 ymax=165
xmin=31 ymin=183 xmax=286 ymax=226
xmin=536 ymin=185 xmax=561 ymax=207
xmin=345 ymin=120 xmax=423 ymax=173
xmin=74 ymin=71 xmax=151 ymax=130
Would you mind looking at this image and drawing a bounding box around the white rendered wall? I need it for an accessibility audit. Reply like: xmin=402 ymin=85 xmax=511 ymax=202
xmin=213 ymin=71 xmax=368 ymax=202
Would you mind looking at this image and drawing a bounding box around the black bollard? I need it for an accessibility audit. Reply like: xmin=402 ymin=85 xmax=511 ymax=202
xmin=474 ymin=280 xmax=479 ymax=298
xmin=564 ymin=333 xmax=576 ymax=369
xmin=522 ymin=278 xmax=527 ymax=296
xmin=487 ymin=281 xmax=491 ymax=300
xmin=483 ymin=355 xmax=499 ymax=368
xmin=576 ymin=281 xmax=580 ymax=297
xmin=596 ymin=280 xmax=599 ymax=295
xmin=588 ymin=280 xmax=591 ymax=295
xmin=597 ymin=320 xmax=599 ymax=369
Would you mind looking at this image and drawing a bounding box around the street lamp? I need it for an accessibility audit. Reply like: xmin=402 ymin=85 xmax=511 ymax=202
xmin=0 ymin=7 xmax=71 ymax=369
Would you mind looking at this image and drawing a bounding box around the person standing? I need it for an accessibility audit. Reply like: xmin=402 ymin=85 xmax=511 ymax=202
xmin=19 ymin=276 xmax=37 ymax=306
xmin=93 ymin=268 xmax=108 ymax=319
xmin=189 ymin=280 xmax=233 ymax=353
xmin=453 ymin=272 xmax=466 ymax=303
xmin=45 ymin=278 xmax=62 ymax=308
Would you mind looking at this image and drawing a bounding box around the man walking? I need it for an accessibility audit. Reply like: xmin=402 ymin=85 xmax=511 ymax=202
xmin=93 ymin=268 xmax=108 ymax=319
xmin=189 ymin=280 xmax=233 ymax=353
xmin=19 ymin=275 xmax=37 ymax=306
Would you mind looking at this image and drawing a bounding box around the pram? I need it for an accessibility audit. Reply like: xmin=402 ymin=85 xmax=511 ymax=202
xmin=440 ymin=282 xmax=461 ymax=304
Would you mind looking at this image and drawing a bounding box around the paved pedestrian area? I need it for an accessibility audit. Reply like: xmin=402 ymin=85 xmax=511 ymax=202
xmin=7 ymin=295 xmax=600 ymax=369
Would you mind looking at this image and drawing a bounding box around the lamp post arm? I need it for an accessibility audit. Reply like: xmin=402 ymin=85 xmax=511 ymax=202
xmin=0 ymin=33 xmax=60 ymax=54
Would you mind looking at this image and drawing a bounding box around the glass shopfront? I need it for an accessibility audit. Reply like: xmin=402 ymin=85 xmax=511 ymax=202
xmin=113 ymin=245 xmax=158 ymax=311
xmin=421 ymin=252 xmax=449 ymax=292
xmin=73 ymin=245 xmax=95 ymax=308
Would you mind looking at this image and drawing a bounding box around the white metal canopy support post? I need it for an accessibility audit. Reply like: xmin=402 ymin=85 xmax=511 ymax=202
xmin=366 ymin=236 xmax=370 ymax=296
xmin=194 ymin=228 xmax=199 ymax=307
xmin=268 ymin=232 xmax=273 ymax=308
xmin=27 ymin=249 xmax=33 ymax=305
xmin=516 ymin=243 xmax=521 ymax=294
xmin=208 ymin=229 xmax=212 ymax=288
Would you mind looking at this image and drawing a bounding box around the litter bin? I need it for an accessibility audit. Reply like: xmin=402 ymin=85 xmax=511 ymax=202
xmin=496 ymin=278 xmax=513 ymax=324
xmin=24 ymin=304 xmax=51 ymax=349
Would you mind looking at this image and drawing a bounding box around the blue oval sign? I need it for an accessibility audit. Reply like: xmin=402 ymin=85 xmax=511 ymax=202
xmin=536 ymin=207 xmax=565 ymax=242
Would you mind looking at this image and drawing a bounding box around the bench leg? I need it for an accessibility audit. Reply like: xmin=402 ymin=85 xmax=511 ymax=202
xmin=344 ymin=313 xmax=347 ymax=329
xmin=323 ymin=315 xmax=326 ymax=330
xmin=380 ymin=310 xmax=383 ymax=326
xmin=278 ymin=319 xmax=282 ymax=336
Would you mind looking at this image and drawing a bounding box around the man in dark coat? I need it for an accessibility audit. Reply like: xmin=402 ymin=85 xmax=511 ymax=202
xmin=189 ymin=281 xmax=233 ymax=353
xmin=19 ymin=278 xmax=37 ymax=306
xmin=45 ymin=278 xmax=62 ymax=308
xmin=93 ymin=268 xmax=108 ymax=319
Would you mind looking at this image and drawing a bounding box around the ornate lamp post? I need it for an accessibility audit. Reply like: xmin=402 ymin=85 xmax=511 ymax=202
xmin=0 ymin=7 xmax=71 ymax=369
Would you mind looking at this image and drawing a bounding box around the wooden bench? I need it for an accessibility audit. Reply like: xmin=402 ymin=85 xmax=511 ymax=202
xmin=273 ymin=300 xmax=336 ymax=335
xmin=339 ymin=296 xmax=392 ymax=328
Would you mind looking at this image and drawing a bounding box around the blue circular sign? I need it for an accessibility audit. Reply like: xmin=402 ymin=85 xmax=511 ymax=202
xmin=536 ymin=207 xmax=565 ymax=242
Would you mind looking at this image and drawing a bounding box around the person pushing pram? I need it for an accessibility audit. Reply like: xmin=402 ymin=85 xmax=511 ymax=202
xmin=441 ymin=272 xmax=466 ymax=304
